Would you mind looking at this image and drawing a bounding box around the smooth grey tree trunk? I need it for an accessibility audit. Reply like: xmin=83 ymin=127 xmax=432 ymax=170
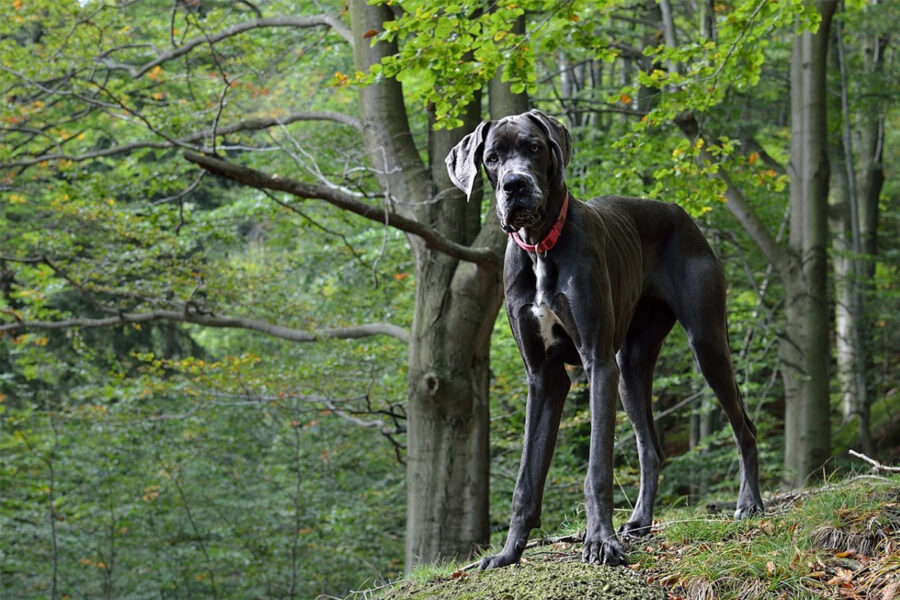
xmin=829 ymin=132 xmax=863 ymax=424
xmin=782 ymin=0 xmax=836 ymax=486
xmin=828 ymin=17 xmax=886 ymax=455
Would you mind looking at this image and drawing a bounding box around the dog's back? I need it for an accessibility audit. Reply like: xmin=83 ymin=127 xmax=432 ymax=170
xmin=587 ymin=196 xmax=709 ymax=259
xmin=584 ymin=195 xmax=726 ymax=318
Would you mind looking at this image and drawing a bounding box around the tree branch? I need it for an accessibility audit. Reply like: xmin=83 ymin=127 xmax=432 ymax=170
xmin=3 ymin=111 xmax=360 ymax=168
xmin=673 ymin=110 xmax=792 ymax=279
xmin=101 ymin=15 xmax=352 ymax=78
xmin=848 ymin=449 xmax=900 ymax=473
xmin=1 ymin=310 xmax=409 ymax=344
xmin=183 ymin=150 xmax=498 ymax=266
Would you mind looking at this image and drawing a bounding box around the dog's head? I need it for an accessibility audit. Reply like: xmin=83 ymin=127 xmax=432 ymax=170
xmin=445 ymin=109 xmax=572 ymax=232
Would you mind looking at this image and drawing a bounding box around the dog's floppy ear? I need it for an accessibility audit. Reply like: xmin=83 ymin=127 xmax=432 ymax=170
xmin=525 ymin=109 xmax=572 ymax=189
xmin=445 ymin=120 xmax=491 ymax=202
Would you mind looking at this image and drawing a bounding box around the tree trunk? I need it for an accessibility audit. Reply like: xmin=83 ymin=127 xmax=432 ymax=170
xmin=349 ymin=2 xmax=507 ymax=568
xmin=404 ymin=255 xmax=504 ymax=566
xmin=828 ymin=131 xmax=863 ymax=425
xmin=489 ymin=14 xmax=530 ymax=120
xmin=848 ymin=25 xmax=886 ymax=454
xmin=828 ymin=17 xmax=883 ymax=455
xmin=405 ymin=102 xmax=505 ymax=567
xmin=852 ymin=103 xmax=883 ymax=453
xmin=782 ymin=1 xmax=836 ymax=486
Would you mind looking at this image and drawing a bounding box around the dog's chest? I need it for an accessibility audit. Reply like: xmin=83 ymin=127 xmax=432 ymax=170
xmin=531 ymin=255 xmax=564 ymax=349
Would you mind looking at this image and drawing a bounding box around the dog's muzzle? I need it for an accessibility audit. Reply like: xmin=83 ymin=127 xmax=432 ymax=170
xmin=498 ymin=172 xmax=544 ymax=231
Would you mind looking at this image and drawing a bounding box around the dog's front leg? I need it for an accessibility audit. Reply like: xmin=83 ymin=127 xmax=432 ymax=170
xmin=582 ymin=357 xmax=627 ymax=566
xmin=481 ymin=360 xmax=570 ymax=570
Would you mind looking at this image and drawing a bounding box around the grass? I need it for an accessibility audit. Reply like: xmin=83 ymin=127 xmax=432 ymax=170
xmin=632 ymin=472 xmax=900 ymax=599
xmin=368 ymin=472 xmax=900 ymax=600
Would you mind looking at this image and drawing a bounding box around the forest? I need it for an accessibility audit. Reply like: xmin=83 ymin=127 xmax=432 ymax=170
xmin=1 ymin=0 xmax=898 ymax=598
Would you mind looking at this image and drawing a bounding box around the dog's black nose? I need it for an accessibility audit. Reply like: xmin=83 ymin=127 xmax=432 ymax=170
xmin=502 ymin=174 xmax=531 ymax=196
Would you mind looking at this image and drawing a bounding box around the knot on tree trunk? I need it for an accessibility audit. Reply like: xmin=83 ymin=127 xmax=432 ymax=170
xmin=424 ymin=372 xmax=440 ymax=396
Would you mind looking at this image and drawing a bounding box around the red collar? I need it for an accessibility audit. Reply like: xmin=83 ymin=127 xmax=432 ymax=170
xmin=510 ymin=191 xmax=569 ymax=254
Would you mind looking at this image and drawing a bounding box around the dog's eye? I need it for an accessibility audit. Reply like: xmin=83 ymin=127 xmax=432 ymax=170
xmin=485 ymin=153 xmax=498 ymax=164
xmin=529 ymin=143 xmax=541 ymax=153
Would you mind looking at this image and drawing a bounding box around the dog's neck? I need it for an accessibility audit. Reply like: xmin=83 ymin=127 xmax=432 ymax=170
xmin=512 ymin=186 xmax=569 ymax=254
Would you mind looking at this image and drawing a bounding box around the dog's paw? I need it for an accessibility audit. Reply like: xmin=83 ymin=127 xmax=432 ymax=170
xmin=581 ymin=535 xmax=626 ymax=566
xmin=734 ymin=501 xmax=764 ymax=520
xmin=618 ymin=519 xmax=652 ymax=538
xmin=480 ymin=551 xmax=519 ymax=570
xmin=480 ymin=535 xmax=527 ymax=570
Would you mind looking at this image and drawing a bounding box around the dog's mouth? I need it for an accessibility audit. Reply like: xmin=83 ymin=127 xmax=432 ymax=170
xmin=501 ymin=205 xmax=545 ymax=232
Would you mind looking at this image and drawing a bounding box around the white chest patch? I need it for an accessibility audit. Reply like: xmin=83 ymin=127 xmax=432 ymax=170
xmin=533 ymin=255 xmax=548 ymax=306
xmin=531 ymin=255 xmax=561 ymax=350
xmin=532 ymin=303 xmax=562 ymax=350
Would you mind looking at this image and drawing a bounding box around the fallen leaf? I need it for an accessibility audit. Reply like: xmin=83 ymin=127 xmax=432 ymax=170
xmin=766 ymin=561 xmax=776 ymax=575
xmin=450 ymin=569 xmax=466 ymax=580
xmin=827 ymin=567 xmax=854 ymax=586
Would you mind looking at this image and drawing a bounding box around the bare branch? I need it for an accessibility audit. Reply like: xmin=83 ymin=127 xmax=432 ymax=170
xmin=183 ymin=150 xmax=499 ymax=266
xmin=3 ymin=111 xmax=361 ymax=168
xmin=1 ymin=310 xmax=409 ymax=344
xmin=848 ymin=449 xmax=900 ymax=473
xmin=101 ymin=15 xmax=352 ymax=78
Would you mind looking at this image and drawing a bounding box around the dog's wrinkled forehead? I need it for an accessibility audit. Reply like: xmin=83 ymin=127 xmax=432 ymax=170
xmin=485 ymin=114 xmax=546 ymax=151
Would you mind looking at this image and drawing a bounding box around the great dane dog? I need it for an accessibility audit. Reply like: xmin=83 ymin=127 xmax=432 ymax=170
xmin=446 ymin=110 xmax=764 ymax=569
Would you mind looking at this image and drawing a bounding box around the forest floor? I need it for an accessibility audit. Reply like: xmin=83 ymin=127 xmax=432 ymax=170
xmin=360 ymin=472 xmax=900 ymax=600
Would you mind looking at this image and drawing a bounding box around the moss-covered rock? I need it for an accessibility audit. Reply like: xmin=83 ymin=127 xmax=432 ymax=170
xmin=385 ymin=561 xmax=665 ymax=600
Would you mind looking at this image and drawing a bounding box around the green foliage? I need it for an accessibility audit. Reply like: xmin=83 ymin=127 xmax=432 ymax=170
xmin=2 ymin=2 xmax=411 ymax=597
xmin=0 ymin=362 xmax=406 ymax=597
xmin=364 ymin=0 xmax=610 ymax=128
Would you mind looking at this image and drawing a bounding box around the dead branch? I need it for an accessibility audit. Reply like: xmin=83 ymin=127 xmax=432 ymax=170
xmin=3 ymin=111 xmax=360 ymax=169
xmin=100 ymin=15 xmax=352 ymax=79
xmin=849 ymin=449 xmax=900 ymax=473
xmin=183 ymin=150 xmax=499 ymax=266
xmin=0 ymin=310 xmax=409 ymax=344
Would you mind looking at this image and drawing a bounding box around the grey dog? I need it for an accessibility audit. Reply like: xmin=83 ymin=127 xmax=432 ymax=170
xmin=446 ymin=109 xmax=764 ymax=569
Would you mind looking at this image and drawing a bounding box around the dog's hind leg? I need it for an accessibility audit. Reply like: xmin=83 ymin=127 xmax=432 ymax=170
xmin=679 ymin=289 xmax=765 ymax=519
xmin=616 ymin=298 xmax=676 ymax=537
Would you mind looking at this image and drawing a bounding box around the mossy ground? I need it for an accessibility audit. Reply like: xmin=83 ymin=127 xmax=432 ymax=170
xmin=382 ymin=560 xmax=664 ymax=600
xmin=365 ymin=473 xmax=899 ymax=600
